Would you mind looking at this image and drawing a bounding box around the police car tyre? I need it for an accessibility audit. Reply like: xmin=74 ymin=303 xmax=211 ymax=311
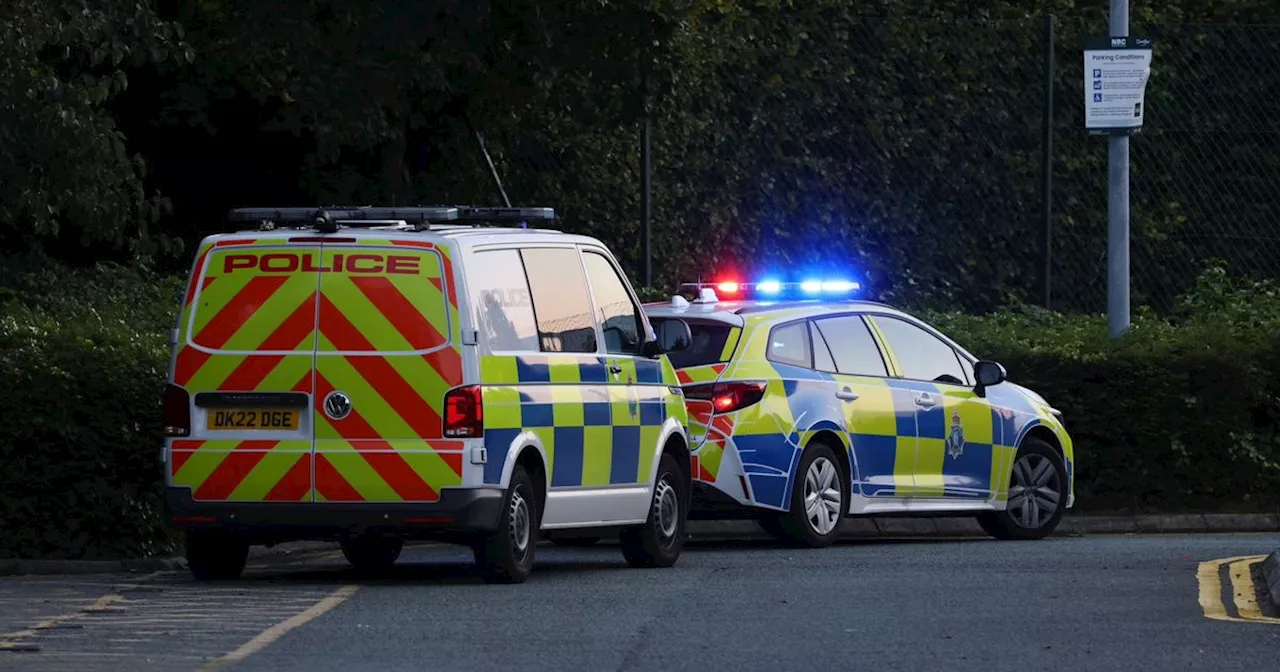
xmin=551 ymin=536 xmax=602 ymax=547
xmin=476 ymin=464 xmax=539 ymax=584
xmin=777 ymin=442 xmax=847 ymax=548
xmin=341 ymin=536 xmax=403 ymax=572
xmin=620 ymin=453 xmax=688 ymax=568
xmin=977 ymin=438 xmax=1067 ymax=541
xmin=185 ymin=530 xmax=248 ymax=581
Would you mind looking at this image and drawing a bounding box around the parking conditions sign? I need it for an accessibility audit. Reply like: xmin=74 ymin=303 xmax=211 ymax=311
xmin=1083 ymin=36 xmax=1154 ymax=134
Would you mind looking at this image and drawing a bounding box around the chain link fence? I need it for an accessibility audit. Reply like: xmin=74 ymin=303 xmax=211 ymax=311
xmin=1052 ymin=19 xmax=1280 ymax=314
xmin=465 ymin=12 xmax=1280 ymax=316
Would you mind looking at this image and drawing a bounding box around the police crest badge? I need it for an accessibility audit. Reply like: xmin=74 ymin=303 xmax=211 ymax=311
xmin=945 ymin=410 xmax=965 ymax=459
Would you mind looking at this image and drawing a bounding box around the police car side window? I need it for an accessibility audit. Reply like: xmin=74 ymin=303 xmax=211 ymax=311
xmin=766 ymin=321 xmax=811 ymax=368
xmin=813 ymin=315 xmax=889 ymax=378
xmin=872 ymin=316 xmax=968 ymax=385
xmin=809 ymin=321 xmax=837 ymax=373
xmin=470 ymin=249 xmax=539 ymax=352
xmin=519 ymin=247 xmax=599 ymax=354
xmin=582 ymin=251 xmax=643 ymax=355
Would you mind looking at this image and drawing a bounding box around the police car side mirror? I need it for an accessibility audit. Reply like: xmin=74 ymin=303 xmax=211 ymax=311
xmin=652 ymin=319 xmax=692 ymax=356
xmin=973 ymin=360 xmax=1006 ymax=396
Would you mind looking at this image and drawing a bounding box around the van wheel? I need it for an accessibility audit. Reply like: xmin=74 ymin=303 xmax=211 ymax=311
xmin=186 ymin=530 xmax=249 ymax=581
xmin=977 ymin=438 xmax=1067 ymax=541
xmin=341 ymin=536 xmax=402 ymax=573
xmin=620 ymin=454 xmax=687 ymax=568
xmin=777 ymin=442 xmax=847 ymax=548
xmin=475 ymin=464 xmax=539 ymax=584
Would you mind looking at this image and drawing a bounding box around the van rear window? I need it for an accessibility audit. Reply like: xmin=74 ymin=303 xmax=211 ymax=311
xmin=187 ymin=247 xmax=320 ymax=352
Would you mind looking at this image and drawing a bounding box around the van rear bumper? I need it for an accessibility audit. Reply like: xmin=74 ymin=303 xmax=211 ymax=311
xmin=164 ymin=487 xmax=505 ymax=542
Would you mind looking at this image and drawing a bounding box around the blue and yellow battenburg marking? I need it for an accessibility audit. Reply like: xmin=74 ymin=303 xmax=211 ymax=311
xmin=684 ymin=312 xmax=1075 ymax=511
xmin=478 ymin=354 xmax=686 ymax=487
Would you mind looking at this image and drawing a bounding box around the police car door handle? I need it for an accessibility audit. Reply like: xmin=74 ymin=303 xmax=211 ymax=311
xmin=914 ymin=393 xmax=937 ymax=408
xmin=835 ymin=388 xmax=859 ymax=402
xmin=608 ymin=364 xmax=623 ymax=375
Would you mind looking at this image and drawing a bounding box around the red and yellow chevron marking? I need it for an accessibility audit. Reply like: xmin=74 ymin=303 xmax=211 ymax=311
xmin=172 ymin=439 xmax=313 ymax=502
xmin=676 ymin=363 xmax=727 ymax=386
xmin=692 ymin=414 xmax=736 ymax=483
xmin=311 ymin=371 xmax=464 ymax=502
xmin=174 ymin=244 xmax=318 ymax=391
xmin=313 ymin=244 xmax=464 ymax=503
xmin=169 ymin=237 xmax=467 ymax=504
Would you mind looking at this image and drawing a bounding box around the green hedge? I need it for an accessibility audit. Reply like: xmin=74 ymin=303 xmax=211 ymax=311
xmin=2 ymin=261 xmax=1278 ymax=559
xmin=0 ymin=258 xmax=184 ymax=559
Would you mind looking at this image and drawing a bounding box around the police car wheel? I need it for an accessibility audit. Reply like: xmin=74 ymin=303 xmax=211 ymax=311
xmin=977 ymin=438 xmax=1067 ymax=541
xmin=476 ymin=464 xmax=539 ymax=584
xmin=777 ymin=442 xmax=846 ymax=548
xmin=185 ymin=530 xmax=248 ymax=581
xmin=620 ymin=453 xmax=688 ymax=568
xmin=341 ymin=536 xmax=402 ymax=573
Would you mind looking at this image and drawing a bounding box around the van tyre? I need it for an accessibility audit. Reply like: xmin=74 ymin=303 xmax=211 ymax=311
xmin=475 ymin=464 xmax=539 ymax=584
xmin=186 ymin=530 xmax=249 ymax=581
xmin=977 ymin=437 xmax=1067 ymax=541
xmin=620 ymin=453 xmax=688 ymax=568
xmin=777 ymin=442 xmax=847 ymax=548
xmin=341 ymin=536 xmax=402 ymax=573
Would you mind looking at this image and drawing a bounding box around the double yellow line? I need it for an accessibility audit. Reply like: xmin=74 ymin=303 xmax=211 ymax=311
xmin=1197 ymin=554 xmax=1280 ymax=624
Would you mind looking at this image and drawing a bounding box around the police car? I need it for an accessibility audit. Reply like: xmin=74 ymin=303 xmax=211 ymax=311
xmin=643 ymin=279 xmax=1075 ymax=547
xmin=162 ymin=206 xmax=694 ymax=583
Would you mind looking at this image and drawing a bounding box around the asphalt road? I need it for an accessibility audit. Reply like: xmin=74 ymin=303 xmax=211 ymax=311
xmin=2 ymin=533 xmax=1278 ymax=672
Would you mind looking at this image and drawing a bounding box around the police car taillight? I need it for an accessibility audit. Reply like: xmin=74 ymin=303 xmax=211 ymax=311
xmin=443 ymin=386 xmax=484 ymax=438
xmin=163 ymin=384 xmax=191 ymax=437
xmin=684 ymin=381 xmax=767 ymax=414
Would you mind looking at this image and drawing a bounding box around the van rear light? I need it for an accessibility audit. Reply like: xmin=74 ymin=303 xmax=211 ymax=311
xmin=683 ymin=381 xmax=767 ymax=414
xmin=443 ymin=386 xmax=484 ymax=438
xmin=163 ymin=384 xmax=191 ymax=437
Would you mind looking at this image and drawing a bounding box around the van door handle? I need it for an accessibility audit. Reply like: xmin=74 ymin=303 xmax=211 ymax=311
xmin=914 ymin=392 xmax=937 ymax=408
xmin=835 ymin=388 xmax=859 ymax=402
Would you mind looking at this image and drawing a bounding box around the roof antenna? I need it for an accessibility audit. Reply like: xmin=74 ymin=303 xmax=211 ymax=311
xmin=474 ymin=130 xmax=514 ymax=217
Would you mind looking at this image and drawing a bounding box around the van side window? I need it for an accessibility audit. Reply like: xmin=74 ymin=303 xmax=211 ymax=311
xmin=520 ymin=248 xmax=599 ymax=354
xmin=470 ymin=249 xmax=539 ymax=352
xmin=582 ymin=251 xmax=643 ymax=355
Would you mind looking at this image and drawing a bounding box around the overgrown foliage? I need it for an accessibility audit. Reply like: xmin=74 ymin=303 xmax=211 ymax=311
xmin=1 ymin=262 xmax=1277 ymax=558
xmin=3 ymin=1 xmax=1279 ymax=310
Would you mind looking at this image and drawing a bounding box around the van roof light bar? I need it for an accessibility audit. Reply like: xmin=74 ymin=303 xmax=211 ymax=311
xmin=228 ymin=207 xmax=461 ymax=233
xmin=453 ymin=207 xmax=555 ymax=229
xmin=227 ymin=205 xmax=554 ymax=233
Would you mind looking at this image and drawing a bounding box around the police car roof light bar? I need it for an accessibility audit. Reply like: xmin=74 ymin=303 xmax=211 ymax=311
xmin=678 ymin=279 xmax=861 ymax=299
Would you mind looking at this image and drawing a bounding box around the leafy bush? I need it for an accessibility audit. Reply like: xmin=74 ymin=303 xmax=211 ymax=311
xmin=0 ymin=257 xmax=183 ymax=559
xmin=3 ymin=260 xmax=1279 ymax=560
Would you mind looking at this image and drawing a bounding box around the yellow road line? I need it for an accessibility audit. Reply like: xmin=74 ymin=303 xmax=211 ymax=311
xmin=1197 ymin=555 xmax=1280 ymax=625
xmin=202 ymin=584 xmax=359 ymax=670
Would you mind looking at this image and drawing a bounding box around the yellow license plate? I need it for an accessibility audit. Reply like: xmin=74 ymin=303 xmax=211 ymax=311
xmin=206 ymin=408 xmax=301 ymax=431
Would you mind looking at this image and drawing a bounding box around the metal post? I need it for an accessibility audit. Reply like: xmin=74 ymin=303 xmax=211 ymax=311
xmin=1107 ymin=0 xmax=1130 ymax=338
xmin=640 ymin=116 xmax=652 ymax=287
xmin=1040 ymin=13 xmax=1055 ymax=310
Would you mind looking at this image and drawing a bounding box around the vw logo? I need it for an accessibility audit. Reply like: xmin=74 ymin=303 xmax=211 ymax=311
xmin=323 ymin=391 xmax=352 ymax=420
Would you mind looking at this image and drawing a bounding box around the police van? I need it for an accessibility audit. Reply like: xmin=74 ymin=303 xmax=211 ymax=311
xmin=162 ymin=206 xmax=694 ymax=583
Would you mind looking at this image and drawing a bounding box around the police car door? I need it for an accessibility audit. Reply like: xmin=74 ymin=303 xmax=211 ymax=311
xmin=868 ymin=315 xmax=995 ymax=501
